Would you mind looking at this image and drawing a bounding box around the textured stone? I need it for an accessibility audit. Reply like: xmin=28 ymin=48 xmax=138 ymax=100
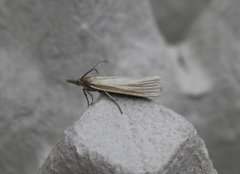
xmin=150 ymin=0 xmax=210 ymax=44
xmin=150 ymin=0 xmax=240 ymax=173
xmin=39 ymin=95 xmax=217 ymax=174
xmin=174 ymin=0 xmax=240 ymax=173
xmin=4 ymin=0 xmax=240 ymax=173
xmin=0 ymin=1 xmax=172 ymax=174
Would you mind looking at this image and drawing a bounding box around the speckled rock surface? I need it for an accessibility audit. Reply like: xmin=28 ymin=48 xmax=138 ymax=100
xmin=0 ymin=1 xmax=172 ymax=174
xmin=150 ymin=0 xmax=240 ymax=173
xmin=3 ymin=0 xmax=239 ymax=173
xmin=39 ymin=96 xmax=217 ymax=174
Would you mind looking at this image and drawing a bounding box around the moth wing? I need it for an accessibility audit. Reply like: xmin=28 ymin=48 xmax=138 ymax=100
xmin=85 ymin=76 xmax=161 ymax=97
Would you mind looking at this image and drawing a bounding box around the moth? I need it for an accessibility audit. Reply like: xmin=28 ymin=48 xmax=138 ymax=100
xmin=67 ymin=60 xmax=161 ymax=114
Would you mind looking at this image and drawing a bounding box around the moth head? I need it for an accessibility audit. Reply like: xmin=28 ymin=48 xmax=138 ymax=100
xmin=66 ymin=79 xmax=83 ymax=86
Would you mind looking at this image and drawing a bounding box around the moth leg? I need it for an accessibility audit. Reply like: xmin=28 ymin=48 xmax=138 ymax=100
xmin=103 ymin=91 xmax=123 ymax=114
xmin=83 ymin=89 xmax=90 ymax=106
xmin=86 ymin=90 xmax=94 ymax=105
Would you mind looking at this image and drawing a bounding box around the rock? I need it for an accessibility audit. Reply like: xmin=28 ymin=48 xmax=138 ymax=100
xmin=150 ymin=0 xmax=210 ymax=44
xmin=39 ymin=95 xmax=217 ymax=174
xmin=0 ymin=0 xmax=172 ymax=174
xmin=174 ymin=0 xmax=240 ymax=173
xmin=150 ymin=0 xmax=240 ymax=173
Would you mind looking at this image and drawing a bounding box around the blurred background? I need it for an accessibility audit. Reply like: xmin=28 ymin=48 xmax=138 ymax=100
xmin=0 ymin=0 xmax=239 ymax=174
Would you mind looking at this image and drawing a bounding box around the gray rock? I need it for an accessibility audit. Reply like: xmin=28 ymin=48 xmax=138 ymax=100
xmin=174 ymin=0 xmax=240 ymax=173
xmin=0 ymin=0 xmax=172 ymax=174
xmin=150 ymin=0 xmax=240 ymax=173
xmin=39 ymin=95 xmax=217 ymax=174
xmin=150 ymin=0 xmax=210 ymax=44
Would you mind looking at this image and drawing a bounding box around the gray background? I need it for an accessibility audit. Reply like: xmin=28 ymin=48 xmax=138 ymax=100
xmin=0 ymin=0 xmax=239 ymax=174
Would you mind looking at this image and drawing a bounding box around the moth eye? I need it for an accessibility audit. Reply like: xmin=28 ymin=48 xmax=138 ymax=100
xmin=77 ymin=79 xmax=82 ymax=84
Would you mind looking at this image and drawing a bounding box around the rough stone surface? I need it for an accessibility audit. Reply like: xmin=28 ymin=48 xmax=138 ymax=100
xmin=150 ymin=0 xmax=240 ymax=173
xmin=0 ymin=1 xmax=172 ymax=174
xmin=2 ymin=0 xmax=239 ymax=173
xmin=39 ymin=96 xmax=217 ymax=174
xmin=150 ymin=0 xmax=211 ymax=44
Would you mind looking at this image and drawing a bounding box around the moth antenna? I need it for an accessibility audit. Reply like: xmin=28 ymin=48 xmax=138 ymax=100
xmin=81 ymin=60 xmax=108 ymax=79
xmin=93 ymin=68 xmax=99 ymax=74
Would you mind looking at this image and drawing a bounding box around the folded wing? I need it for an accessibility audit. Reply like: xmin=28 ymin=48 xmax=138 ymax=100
xmin=86 ymin=76 xmax=161 ymax=97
